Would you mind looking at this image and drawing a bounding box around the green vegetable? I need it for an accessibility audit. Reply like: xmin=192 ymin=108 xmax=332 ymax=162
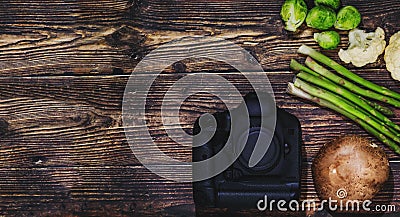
xmin=314 ymin=0 xmax=341 ymax=10
xmin=314 ymin=31 xmax=341 ymax=49
xmin=280 ymin=0 xmax=308 ymax=32
xmin=296 ymin=71 xmax=400 ymax=131
xmin=290 ymin=59 xmax=320 ymax=76
xmin=334 ymin=6 xmax=361 ymax=30
xmin=290 ymin=59 xmax=395 ymax=116
xmin=302 ymin=57 xmax=400 ymax=108
xmin=287 ymin=83 xmax=400 ymax=154
xmin=297 ymin=44 xmax=400 ymax=100
xmin=365 ymin=100 xmax=395 ymax=117
xmin=288 ymin=45 xmax=400 ymax=155
xmin=292 ymin=78 xmax=400 ymax=146
xmin=306 ymin=6 xmax=336 ymax=30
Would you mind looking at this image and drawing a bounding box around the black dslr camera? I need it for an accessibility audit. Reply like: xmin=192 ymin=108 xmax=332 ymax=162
xmin=193 ymin=92 xmax=302 ymax=208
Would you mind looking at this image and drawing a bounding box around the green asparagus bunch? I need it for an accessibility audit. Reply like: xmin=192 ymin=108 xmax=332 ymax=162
xmin=287 ymin=45 xmax=400 ymax=154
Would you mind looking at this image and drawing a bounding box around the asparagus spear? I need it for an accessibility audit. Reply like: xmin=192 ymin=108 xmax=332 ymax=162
xmin=297 ymin=44 xmax=400 ymax=100
xmin=290 ymin=59 xmax=320 ymax=77
xmin=293 ymin=78 xmax=400 ymax=144
xmin=287 ymin=83 xmax=400 ymax=154
xmin=290 ymin=59 xmax=394 ymax=116
xmin=304 ymin=57 xmax=400 ymax=108
xmin=296 ymin=71 xmax=400 ymax=132
xmin=365 ymin=100 xmax=394 ymax=117
xmin=296 ymin=71 xmax=398 ymax=135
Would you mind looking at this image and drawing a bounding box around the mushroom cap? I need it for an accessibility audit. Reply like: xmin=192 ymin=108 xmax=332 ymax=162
xmin=312 ymin=135 xmax=390 ymax=201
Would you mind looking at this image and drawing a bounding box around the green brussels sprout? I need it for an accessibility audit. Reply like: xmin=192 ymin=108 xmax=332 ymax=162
xmin=306 ymin=6 xmax=336 ymax=30
xmin=334 ymin=6 xmax=361 ymax=30
xmin=280 ymin=0 xmax=308 ymax=32
xmin=314 ymin=0 xmax=341 ymax=10
xmin=314 ymin=31 xmax=341 ymax=49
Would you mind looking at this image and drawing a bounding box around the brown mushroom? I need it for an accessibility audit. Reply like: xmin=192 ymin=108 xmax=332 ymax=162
xmin=312 ymin=135 xmax=390 ymax=202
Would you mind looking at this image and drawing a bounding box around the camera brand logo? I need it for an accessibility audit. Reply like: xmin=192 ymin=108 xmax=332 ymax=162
xmin=122 ymin=36 xmax=276 ymax=182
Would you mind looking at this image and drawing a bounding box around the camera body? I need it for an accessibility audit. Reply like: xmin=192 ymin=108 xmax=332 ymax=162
xmin=193 ymin=92 xmax=302 ymax=208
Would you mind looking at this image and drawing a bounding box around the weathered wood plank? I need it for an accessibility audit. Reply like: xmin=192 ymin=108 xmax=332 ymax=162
xmin=0 ymin=0 xmax=132 ymax=76
xmin=1 ymin=0 xmax=399 ymax=216
xmin=0 ymin=74 xmax=394 ymax=215
xmin=0 ymin=166 xmax=193 ymax=216
xmin=0 ymin=163 xmax=398 ymax=216
xmin=1 ymin=72 xmax=400 ymax=168
xmin=0 ymin=0 xmax=399 ymax=76
xmin=0 ymin=73 xmax=399 ymax=215
xmin=1 ymin=72 xmax=400 ymax=166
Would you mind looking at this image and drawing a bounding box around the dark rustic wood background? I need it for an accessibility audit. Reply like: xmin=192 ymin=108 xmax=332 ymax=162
xmin=0 ymin=0 xmax=399 ymax=216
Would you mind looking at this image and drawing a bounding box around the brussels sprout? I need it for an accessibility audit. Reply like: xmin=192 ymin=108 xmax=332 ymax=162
xmin=334 ymin=6 xmax=361 ymax=30
xmin=314 ymin=31 xmax=341 ymax=49
xmin=280 ymin=0 xmax=308 ymax=32
xmin=315 ymin=0 xmax=341 ymax=10
xmin=306 ymin=6 xmax=336 ymax=30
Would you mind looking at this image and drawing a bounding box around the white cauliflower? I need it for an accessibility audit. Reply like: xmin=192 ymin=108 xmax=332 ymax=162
xmin=339 ymin=27 xmax=386 ymax=67
xmin=384 ymin=31 xmax=400 ymax=81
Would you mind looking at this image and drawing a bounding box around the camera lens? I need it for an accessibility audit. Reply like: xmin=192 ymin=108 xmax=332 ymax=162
xmin=236 ymin=127 xmax=281 ymax=172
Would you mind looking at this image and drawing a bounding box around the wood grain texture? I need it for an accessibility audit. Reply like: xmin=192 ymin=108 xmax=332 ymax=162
xmin=0 ymin=72 xmax=399 ymax=216
xmin=0 ymin=0 xmax=400 ymax=216
xmin=0 ymin=164 xmax=398 ymax=216
xmin=1 ymin=72 xmax=399 ymax=167
xmin=0 ymin=0 xmax=399 ymax=76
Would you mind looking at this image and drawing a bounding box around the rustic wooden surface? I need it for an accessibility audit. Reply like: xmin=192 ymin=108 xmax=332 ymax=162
xmin=0 ymin=0 xmax=399 ymax=216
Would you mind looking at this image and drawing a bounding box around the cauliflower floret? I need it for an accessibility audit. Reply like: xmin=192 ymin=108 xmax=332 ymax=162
xmin=384 ymin=31 xmax=400 ymax=81
xmin=338 ymin=27 xmax=386 ymax=67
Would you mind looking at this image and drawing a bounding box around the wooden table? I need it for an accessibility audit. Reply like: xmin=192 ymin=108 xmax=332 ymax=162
xmin=0 ymin=0 xmax=399 ymax=216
